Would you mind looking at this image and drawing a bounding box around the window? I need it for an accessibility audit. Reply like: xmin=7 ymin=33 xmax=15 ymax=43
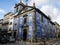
xmin=15 ymin=7 xmax=18 ymax=13
xmin=15 ymin=23 xmax=17 ymax=25
xmin=48 ymin=20 xmax=49 ymax=25
xmin=24 ymin=18 xmax=27 ymax=24
xmin=10 ymin=22 xmax=12 ymax=25
xmin=41 ymin=15 xmax=43 ymax=22
xmin=43 ymin=17 xmax=46 ymax=23
xmin=16 ymin=7 xmax=18 ymax=12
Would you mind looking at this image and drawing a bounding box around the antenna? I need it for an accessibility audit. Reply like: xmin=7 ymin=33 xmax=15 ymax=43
xmin=26 ymin=0 xmax=28 ymax=5
xmin=20 ymin=0 xmax=22 ymax=3
xmin=33 ymin=2 xmax=35 ymax=7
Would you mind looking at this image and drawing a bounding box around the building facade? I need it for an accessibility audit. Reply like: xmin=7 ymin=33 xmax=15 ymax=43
xmin=0 ymin=19 xmax=3 ymax=30
xmin=54 ymin=22 xmax=60 ymax=39
xmin=1 ymin=12 xmax=15 ymax=39
xmin=13 ymin=1 xmax=56 ymax=42
xmin=0 ymin=0 xmax=56 ymax=43
xmin=2 ymin=12 xmax=14 ymax=31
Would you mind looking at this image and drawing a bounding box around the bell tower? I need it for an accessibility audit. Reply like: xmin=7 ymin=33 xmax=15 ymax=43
xmin=14 ymin=0 xmax=24 ymax=13
xmin=20 ymin=0 xmax=22 ymax=3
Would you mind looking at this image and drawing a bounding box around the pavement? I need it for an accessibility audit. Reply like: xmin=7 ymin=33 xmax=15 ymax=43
xmin=0 ymin=39 xmax=60 ymax=45
xmin=0 ymin=41 xmax=31 ymax=45
xmin=47 ymin=38 xmax=60 ymax=45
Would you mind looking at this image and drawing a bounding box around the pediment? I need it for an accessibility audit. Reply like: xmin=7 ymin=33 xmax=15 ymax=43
xmin=21 ymin=7 xmax=33 ymax=13
xmin=15 ymin=2 xmax=35 ymax=15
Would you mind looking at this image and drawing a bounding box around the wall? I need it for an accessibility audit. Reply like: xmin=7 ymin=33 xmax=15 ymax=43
xmin=36 ymin=11 xmax=56 ymax=40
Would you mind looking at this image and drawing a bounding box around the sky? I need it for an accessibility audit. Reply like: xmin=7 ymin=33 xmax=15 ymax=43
xmin=0 ymin=0 xmax=60 ymax=24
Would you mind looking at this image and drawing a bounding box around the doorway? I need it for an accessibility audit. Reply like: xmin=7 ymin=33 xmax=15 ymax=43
xmin=23 ymin=29 xmax=27 ymax=41
xmin=13 ymin=32 xmax=16 ymax=39
xmin=58 ymin=35 xmax=60 ymax=38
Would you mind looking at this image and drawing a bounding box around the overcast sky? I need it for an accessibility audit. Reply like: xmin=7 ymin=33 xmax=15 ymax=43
xmin=0 ymin=0 xmax=60 ymax=24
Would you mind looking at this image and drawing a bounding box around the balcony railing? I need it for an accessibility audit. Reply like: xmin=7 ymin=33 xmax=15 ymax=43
xmin=2 ymin=21 xmax=9 ymax=24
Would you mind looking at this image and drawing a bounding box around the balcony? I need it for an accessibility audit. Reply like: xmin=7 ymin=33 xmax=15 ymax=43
xmin=2 ymin=20 xmax=9 ymax=25
xmin=2 ymin=26 xmax=8 ymax=30
xmin=2 ymin=29 xmax=8 ymax=32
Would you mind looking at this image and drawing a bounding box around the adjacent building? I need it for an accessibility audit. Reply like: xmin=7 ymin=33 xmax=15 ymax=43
xmin=49 ymin=21 xmax=56 ymax=38
xmin=0 ymin=19 xmax=3 ymax=30
xmin=1 ymin=12 xmax=14 ymax=39
xmin=54 ymin=22 xmax=60 ymax=39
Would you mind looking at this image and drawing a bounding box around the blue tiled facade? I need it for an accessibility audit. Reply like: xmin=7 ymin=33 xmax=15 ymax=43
xmin=14 ymin=10 xmax=56 ymax=42
xmin=36 ymin=12 xmax=56 ymax=40
xmin=18 ymin=16 xmax=24 ymax=39
xmin=14 ymin=11 xmax=56 ymax=41
xmin=16 ymin=12 xmax=34 ymax=40
xmin=14 ymin=2 xmax=56 ymax=41
xmin=27 ymin=13 xmax=34 ymax=39
xmin=36 ymin=12 xmax=42 ymax=39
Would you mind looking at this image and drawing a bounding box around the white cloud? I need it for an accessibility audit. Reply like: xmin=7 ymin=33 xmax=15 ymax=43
xmin=0 ymin=9 xmax=5 ymax=13
xmin=40 ymin=5 xmax=59 ymax=22
xmin=14 ymin=0 xmax=60 ymax=25
xmin=40 ymin=5 xmax=60 ymax=25
xmin=29 ymin=0 xmax=48 ymax=7
xmin=10 ymin=0 xmax=60 ymax=25
xmin=55 ymin=14 xmax=60 ymax=24
xmin=28 ymin=0 xmax=60 ymax=24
